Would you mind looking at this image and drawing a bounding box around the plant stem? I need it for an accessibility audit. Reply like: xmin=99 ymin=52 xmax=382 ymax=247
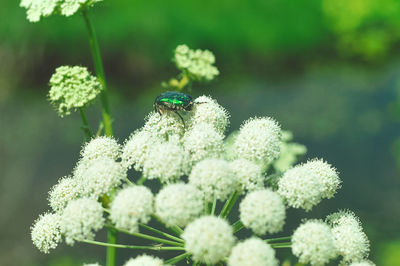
xmin=139 ymin=223 xmax=184 ymax=243
xmin=80 ymin=239 xmax=185 ymax=250
xmin=79 ymin=107 xmax=93 ymax=139
xmin=82 ymin=9 xmax=113 ymax=137
xmin=231 ymin=220 xmax=244 ymax=233
xmin=152 ymin=215 xmax=183 ymax=236
xmin=270 ymin=242 xmax=291 ymax=248
xmin=106 ymin=228 xmax=118 ymax=266
xmin=137 ymin=176 xmax=147 ymax=185
xmin=106 ymin=225 xmax=184 ymax=247
xmin=165 ymin=252 xmax=191 ymax=264
xmin=219 ymin=191 xmax=239 ymax=218
xmin=265 ymin=236 xmax=292 ymax=243
xmin=124 ymin=177 xmax=134 ymax=185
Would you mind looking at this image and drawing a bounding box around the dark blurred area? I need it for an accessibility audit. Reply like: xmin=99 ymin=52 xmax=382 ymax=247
xmin=1 ymin=0 xmax=400 ymax=265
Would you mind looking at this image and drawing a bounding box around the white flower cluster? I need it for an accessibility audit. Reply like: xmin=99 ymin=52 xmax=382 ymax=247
xmin=32 ymin=92 xmax=374 ymax=266
xmin=326 ymin=210 xmax=370 ymax=264
xmin=20 ymin=0 xmax=102 ymax=22
xmin=228 ymin=238 xmax=278 ymax=266
xmin=292 ymin=220 xmax=337 ymax=266
xmin=31 ymin=136 xmax=126 ymax=251
xmin=48 ymin=66 xmax=102 ymax=117
xmin=174 ymin=44 xmax=219 ymax=81
xmin=123 ymin=255 xmax=164 ymax=266
xmin=110 ymin=186 xmax=154 ymax=233
xmin=239 ymin=189 xmax=286 ymax=235
xmin=278 ymin=159 xmax=341 ymax=211
xmin=182 ymin=216 xmax=235 ymax=264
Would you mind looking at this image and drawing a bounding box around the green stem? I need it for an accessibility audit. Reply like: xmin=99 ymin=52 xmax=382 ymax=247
xmin=79 ymin=107 xmax=93 ymax=140
xmin=137 ymin=176 xmax=147 ymax=185
xmin=232 ymin=220 xmax=244 ymax=233
xmin=82 ymin=9 xmax=113 ymax=136
xmin=270 ymin=242 xmax=292 ymax=248
xmin=106 ymin=225 xmax=183 ymax=247
xmin=106 ymin=228 xmax=118 ymax=266
xmin=265 ymin=236 xmax=292 ymax=243
xmin=80 ymin=239 xmax=185 ymax=250
xmin=219 ymin=191 xmax=239 ymax=219
xmin=124 ymin=177 xmax=134 ymax=185
xmin=139 ymin=223 xmax=184 ymax=243
xmin=152 ymin=215 xmax=183 ymax=236
xmin=165 ymin=252 xmax=191 ymax=265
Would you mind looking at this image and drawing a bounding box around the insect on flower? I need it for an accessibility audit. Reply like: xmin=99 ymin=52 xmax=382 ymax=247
xmin=154 ymin=91 xmax=195 ymax=125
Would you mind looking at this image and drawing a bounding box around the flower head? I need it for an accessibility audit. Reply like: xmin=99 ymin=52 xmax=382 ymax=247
xmin=183 ymin=216 xmax=235 ymax=264
xmin=121 ymin=129 xmax=161 ymax=171
xmin=239 ymin=189 xmax=286 ymax=235
xmin=110 ymin=186 xmax=154 ymax=233
xmin=228 ymin=237 xmax=278 ymax=266
xmin=174 ymin=44 xmax=219 ymax=81
xmin=20 ymin=0 xmax=101 ymax=22
xmin=48 ymin=66 xmax=102 ymax=117
xmin=80 ymin=136 xmax=121 ymax=162
xmin=74 ymin=157 xmax=126 ymax=198
xmin=61 ymin=198 xmax=104 ymax=245
xmin=230 ymin=159 xmax=264 ymax=192
xmin=155 ymin=183 xmax=204 ymax=227
xmin=292 ymin=220 xmax=337 ymax=266
xmin=189 ymin=158 xmax=237 ymax=202
xmin=183 ymin=123 xmax=224 ymax=163
xmin=123 ymin=255 xmax=164 ymax=266
xmin=143 ymin=140 xmax=190 ymax=183
xmin=143 ymin=111 xmax=185 ymax=139
xmin=326 ymin=210 xmax=370 ymax=263
xmin=83 ymin=263 xmax=102 ymax=266
xmin=31 ymin=213 xmax=62 ymax=253
xmin=233 ymin=117 xmax=281 ymax=164
xmin=189 ymin=96 xmax=230 ymax=133
xmin=48 ymin=176 xmax=82 ymax=212
xmin=278 ymin=159 xmax=341 ymax=211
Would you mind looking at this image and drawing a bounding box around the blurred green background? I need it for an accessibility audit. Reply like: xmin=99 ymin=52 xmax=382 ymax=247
xmin=1 ymin=0 xmax=400 ymax=265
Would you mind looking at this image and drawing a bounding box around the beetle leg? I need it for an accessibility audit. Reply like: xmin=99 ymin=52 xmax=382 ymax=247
xmin=173 ymin=110 xmax=186 ymax=127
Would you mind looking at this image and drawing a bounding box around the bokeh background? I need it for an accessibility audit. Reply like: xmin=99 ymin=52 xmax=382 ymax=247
xmin=1 ymin=0 xmax=400 ymax=265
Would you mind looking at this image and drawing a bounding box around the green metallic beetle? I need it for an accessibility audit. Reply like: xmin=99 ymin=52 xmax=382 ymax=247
xmin=154 ymin=91 xmax=195 ymax=125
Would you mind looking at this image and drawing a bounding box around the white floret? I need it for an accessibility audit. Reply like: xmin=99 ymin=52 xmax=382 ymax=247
xmin=61 ymin=198 xmax=104 ymax=245
xmin=143 ymin=111 xmax=185 ymax=139
xmin=189 ymin=95 xmax=230 ymax=133
xmin=183 ymin=123 xmax=224 ymax=163
xmin=233 ymin=117 xmax=281 ymax=164
xmin=75 ymin=157 xmax=126 ymax=198
xmin=228 ymin=237 xmax=278 ymax=266
xmin=110 ymin=186 xmax=154 ymax=233
xmin=326 ymin=210 xmax=370 ymax=263
xmin=143 ymin=140 xmax=190 ymax=183
xmin=121 ymin=129 xmax=162 ymax=171
xmin=183 ymin=216 xmax=235 ymax=264
xmin=123 ymin=254 xmax=164 ymax=266
xmin=155 ymin=183 xmax=204 ymax=227
xmin=239 ymin=189 xmax=286 ymax=235
xmin=292 ymin=220 xmax=337 ymax=266
xmin=277 ymin=159 xmax=341 ymax=211
xmin=189 ymin=158 xmax=237 ymax=202
xmin=80 ymin=136 xmax=121 ymax=162
xmin=48 ymin=176 xmax=82 ymax=212
xmin=230 ymin=159 xmax=264 ymax=192
xmin=31 ymin=213 xmax=62 ymax=253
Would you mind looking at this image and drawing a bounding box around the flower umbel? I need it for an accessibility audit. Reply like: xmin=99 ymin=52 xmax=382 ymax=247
xmin=48 ymin=66 xmax=102 ymax=117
